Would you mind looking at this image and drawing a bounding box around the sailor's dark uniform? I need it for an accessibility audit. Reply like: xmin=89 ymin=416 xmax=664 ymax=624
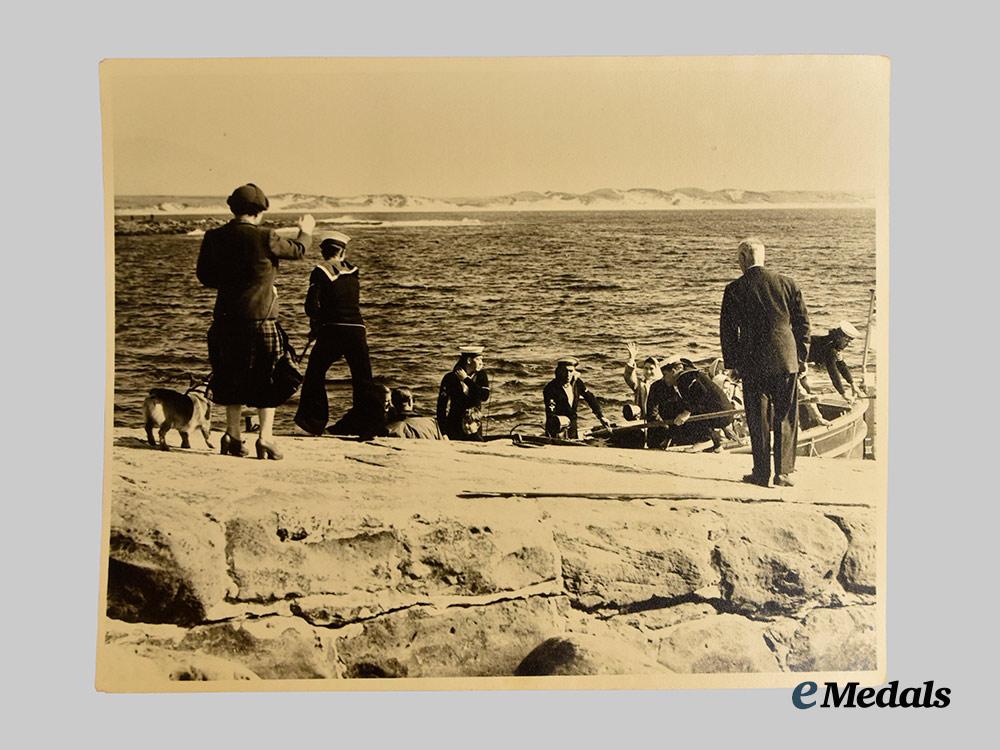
xmin=294 ymin=259 xmax=373 ymax=435
xmin=436 ymin=369 xmax=491 ymax=440
xmin=806 ymin=333 xmax=855 ymax=398
xmin=543 ymin=377 xmax=605 ymax=439
xmin=646 ymin=367 xmax=734 ymax=447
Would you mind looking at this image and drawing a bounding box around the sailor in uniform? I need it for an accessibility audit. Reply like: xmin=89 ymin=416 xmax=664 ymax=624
xmin=436 ymin=345 xmax=491 ymax=440
xmin=803 ymin=320 xmax=864 ymax=404
xmin=543 ymin=356 xmax=610 ymax=439
xmin=294 ymin=232 xmax=373 ymax=436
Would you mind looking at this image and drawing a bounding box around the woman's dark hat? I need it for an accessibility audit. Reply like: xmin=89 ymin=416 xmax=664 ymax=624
xmin=227 ymin=183 xmax=269 ymax=214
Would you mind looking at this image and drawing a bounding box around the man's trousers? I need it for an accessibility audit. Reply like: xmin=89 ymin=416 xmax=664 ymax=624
xmin=742 ymin=371 xmax=799 ymax=479
xmin=294 ymin=325 xmax=372 ymax=434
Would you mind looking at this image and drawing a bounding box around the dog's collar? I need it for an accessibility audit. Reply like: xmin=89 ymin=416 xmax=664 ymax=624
xmin=185 ymin=384 xmax=210 ymax=398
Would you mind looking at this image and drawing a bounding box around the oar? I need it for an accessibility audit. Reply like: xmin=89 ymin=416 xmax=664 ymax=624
xmin=458 ymin=491 xmax=761 ymax=502
xmin=586 ymin=408 xmax=745 ymax=438
xmin=814 ymin=394 xmax=876 ymax=406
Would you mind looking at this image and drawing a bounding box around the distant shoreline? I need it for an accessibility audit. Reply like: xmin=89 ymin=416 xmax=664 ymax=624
xmin=113 ymin=204 xmax=874 ymax=236
xmin=115 ymin=203 xmax=873 ymax=217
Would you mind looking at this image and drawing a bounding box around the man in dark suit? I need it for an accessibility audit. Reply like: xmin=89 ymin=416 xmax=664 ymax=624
xmin=543 ymin=357 xmax=610 ymax=439
xmin=720 ymin=238 xmax=810 ymax=487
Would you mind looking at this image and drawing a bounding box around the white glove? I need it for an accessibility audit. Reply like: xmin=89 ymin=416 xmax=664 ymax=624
xmin=298 ymin=214 xmax=316 ymax=234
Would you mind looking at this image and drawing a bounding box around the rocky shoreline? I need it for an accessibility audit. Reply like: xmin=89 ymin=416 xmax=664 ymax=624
xmin=115 ymin=216 xmax=227 ymax=236
xmin=98 ymin=428 xmax=880 ymax=688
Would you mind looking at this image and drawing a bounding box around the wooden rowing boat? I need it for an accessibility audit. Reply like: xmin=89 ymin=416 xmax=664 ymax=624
xmin=715 ymin=398 xmax=870 ymax=459
xmin=510 ymin=397 xmax=871 ymax=459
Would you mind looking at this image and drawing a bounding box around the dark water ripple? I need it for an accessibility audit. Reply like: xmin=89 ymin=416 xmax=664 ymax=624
xmin=114 ymin=209 xmax=877 ymax=435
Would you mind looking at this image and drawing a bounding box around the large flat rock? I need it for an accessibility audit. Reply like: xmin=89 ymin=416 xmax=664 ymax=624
xmin=101 ymin=428 xmax=881 ymax=684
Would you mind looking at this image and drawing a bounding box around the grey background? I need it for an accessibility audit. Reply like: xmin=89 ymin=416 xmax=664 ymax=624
xmin=4 ymin=0 xmax=992 ymax=744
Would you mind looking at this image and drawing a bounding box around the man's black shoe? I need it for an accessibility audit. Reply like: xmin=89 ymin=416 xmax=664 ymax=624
xmin=742 ymin=473 xmax=770 ymax=487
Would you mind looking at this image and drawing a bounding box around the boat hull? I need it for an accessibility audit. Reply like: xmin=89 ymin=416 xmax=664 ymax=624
xmin=713 ymin=399 xmax=869 ymax=459
xmin=512 ymin=398 xmax=872 ymax=460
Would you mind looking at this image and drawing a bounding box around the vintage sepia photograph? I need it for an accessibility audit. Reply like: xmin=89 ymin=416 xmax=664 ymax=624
xmin=97 ymin=55 xmax=888 ymax=691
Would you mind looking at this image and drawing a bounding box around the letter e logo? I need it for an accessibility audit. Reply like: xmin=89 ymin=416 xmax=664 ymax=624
xmin=793 ymin=681 xmax=818 ymax=709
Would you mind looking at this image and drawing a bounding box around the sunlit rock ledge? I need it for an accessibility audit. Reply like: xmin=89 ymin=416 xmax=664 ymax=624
xmin=99 ymin=428 xmax=879 ymax=686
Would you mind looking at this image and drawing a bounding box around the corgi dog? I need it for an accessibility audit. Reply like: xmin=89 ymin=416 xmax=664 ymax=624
xmin=143 ymin=377 xmax=213 ymax=451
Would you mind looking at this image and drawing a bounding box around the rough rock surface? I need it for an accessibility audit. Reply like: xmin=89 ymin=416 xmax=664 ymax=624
xmin=516 ymin=633 xmax=670 ymax=676
xmin=550 ymin=502 xmax=721 ymax=610
xmin=100 ymin=429 xmax=881 ymax=685
xmin=334 ymin=596 xmax=566 ymax=678
xmin=101 ymin=642 xmax=260 ymax=684
xmin=710 ymin=503 xmax=849 ymax=616
xmin=780 ymin=606 xmax=878 ymax=672
xmin=826 ymin=513 xmax=877 ymax=594
xmin=107 ymin=491 xmax=233 ymax=625
xmin=656 ymin=614 xmax=783 ymax=673
xmin=104 ymin=617 xmax=342 ymax=679
xmin=224 ymin=499 xmax=560 ymax=603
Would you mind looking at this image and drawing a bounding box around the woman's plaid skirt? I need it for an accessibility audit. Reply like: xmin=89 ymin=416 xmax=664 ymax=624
xmin=207 ymin=318 xmax=286 ymax=407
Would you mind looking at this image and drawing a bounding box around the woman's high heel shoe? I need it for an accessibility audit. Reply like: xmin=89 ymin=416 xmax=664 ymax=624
xmin=220 ymin=432 xmax=249 ymax=457
xmin=255 ymin=438 xmax=283 ymax=460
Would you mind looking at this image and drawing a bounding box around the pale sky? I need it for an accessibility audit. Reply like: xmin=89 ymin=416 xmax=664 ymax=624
xmin=103 ymin=56 xmax=888 ymax=197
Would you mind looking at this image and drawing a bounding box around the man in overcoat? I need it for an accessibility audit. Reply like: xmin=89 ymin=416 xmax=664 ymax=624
xmin=720 ymin=238 xmax=810 ymax=487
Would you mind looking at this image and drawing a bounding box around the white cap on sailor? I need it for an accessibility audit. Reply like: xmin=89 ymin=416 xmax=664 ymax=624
xmin=319 ymin=231 xmax=351 ymax=251
xmin=459 ymin=345 xmax=484 ymax=355
xmin=556 ymin=356 xmax=580 ymax=367
xmin=836 ymin=320 xmax=861 ymax=338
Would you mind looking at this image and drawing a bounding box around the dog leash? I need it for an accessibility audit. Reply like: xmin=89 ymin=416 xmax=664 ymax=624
xmin=295 ymin=338 xmax=315 ymax=365
xmin=184 ymin=374 xmax=211 ymax=398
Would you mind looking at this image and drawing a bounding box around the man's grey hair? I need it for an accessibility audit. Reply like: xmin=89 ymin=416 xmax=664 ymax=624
xmin=737 ymin=237 xmax=766 ymax=267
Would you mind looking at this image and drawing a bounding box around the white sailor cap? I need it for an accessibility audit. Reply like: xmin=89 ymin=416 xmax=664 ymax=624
xmin=835 ymin=320 xmax=861 ymax=338
xmin=556 ymin=356 xmax=580 ymax=367
xmin=660 ymin=353 xmax=684 ymax=367
xmin=459 ymin=345 xmax=484 ymax=355
xmin=319 ymin=231 xmax=351 ymax=250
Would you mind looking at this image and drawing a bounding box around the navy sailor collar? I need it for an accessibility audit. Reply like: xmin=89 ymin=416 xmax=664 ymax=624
xmin=316 ymin=259 xmax=359 ymax=281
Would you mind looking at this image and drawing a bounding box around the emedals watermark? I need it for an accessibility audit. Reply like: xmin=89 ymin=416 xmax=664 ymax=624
xmin=793 ymin=681 xmax=951 ymax=709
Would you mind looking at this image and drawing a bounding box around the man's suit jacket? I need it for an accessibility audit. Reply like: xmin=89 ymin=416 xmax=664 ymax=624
xmin=543 ymin=377 xmax=604 ymax=438
xmin=720 ymin=265 xmax=810 ymax=381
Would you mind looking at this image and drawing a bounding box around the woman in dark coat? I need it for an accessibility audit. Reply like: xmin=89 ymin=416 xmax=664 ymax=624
xmin=196 ymin=183 xmax=314 ymax=460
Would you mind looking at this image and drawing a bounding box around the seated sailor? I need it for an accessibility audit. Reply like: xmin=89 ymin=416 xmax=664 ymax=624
xmin=646 ymin=355 xmax=735 ymax=451
xmin=436 ymin=345 xmax=491 ymax=441
xmin=543 ymin=356 xmax=610 ymax=439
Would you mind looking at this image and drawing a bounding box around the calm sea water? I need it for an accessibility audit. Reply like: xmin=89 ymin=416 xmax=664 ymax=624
xmin=114 ymin=209 xmax=877 ymax=435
